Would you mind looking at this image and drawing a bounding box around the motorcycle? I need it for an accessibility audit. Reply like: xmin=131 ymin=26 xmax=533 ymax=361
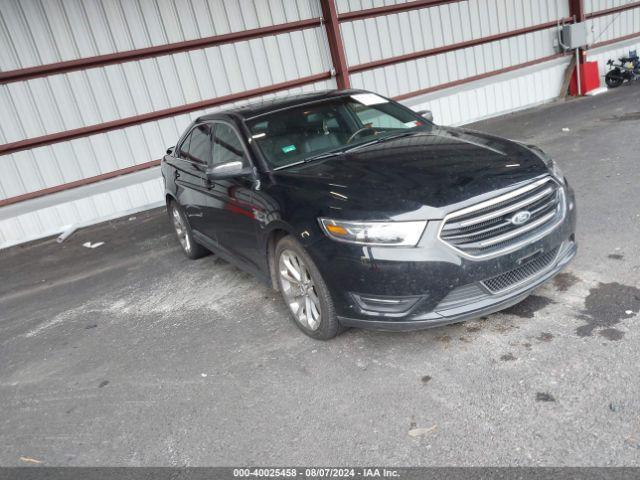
xmin=605 ymin=50 xmax=640 ymax=88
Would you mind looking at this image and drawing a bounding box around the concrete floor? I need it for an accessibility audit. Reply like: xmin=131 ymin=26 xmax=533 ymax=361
xmin=1 ymin=84 xmax=640 ymax=467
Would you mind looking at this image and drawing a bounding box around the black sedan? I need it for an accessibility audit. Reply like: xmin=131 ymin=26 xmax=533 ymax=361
xmin=161 ymin=89 xmax=576 ymax=339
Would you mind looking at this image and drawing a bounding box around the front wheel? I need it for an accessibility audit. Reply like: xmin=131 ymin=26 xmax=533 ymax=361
xmin=275 ymin=236 xmax=344 ymax=340
xmin=605 ymin=69 xmax=624 ymax=88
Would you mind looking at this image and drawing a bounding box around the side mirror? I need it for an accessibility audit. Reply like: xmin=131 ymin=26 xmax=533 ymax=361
xmin=206 ymin=160 xmax=253 ymax=180
xmin=166 ymin=146 xmax=175 ymax=155
xmin=417 ymin=110 xmax=434 ymax=122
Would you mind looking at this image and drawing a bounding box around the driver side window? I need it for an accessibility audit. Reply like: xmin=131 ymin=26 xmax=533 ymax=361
xmin=179 ymin=124 xmax=213 ymax=164
xmin=212 ymin=123 xmax=246 ymax=166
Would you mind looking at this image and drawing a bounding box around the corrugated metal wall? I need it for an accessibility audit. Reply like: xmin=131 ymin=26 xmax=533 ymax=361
xmin=403 ymin=57 xmax=569 ymax=126
xmin=336 ymin=0 xmax=411 ymax=14
xmin=344 ymin=1 xmax=567 ymax=93
xmin=339 ymin=0 xmax=571 ymax=125
xmin=340 ymin=0 xmax=567 ymax=68
xmin=584 ymin=1 xmax=640 ymax=76
xmin=0 ymin=78 xmax=338 ymax=248
xmin=0 ymin=0 xmax=332 ymax=194
xmin=0 ymin=0 xmax=321 ymax=69
xmin=0 ymin=0 xmax=337 ymax=248
xmin=585 ymin=0 xmax=640 ymax=14
xmin=586 ymin=2 xmax=640 ymax=44
xmin=1 ymin=0 xmax=638 ymax=249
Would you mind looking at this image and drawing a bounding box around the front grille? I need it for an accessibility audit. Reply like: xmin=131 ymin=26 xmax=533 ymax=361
xmin=439 ymin=177 xmax=564 ymax=257
xmin=482 ymin=246 xmax=560 ymax=293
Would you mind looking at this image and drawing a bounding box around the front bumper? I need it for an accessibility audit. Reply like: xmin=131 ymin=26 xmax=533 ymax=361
xmin=337 ymin=239 xmax=576 ymax=330
xmin=305 ymin=182 xmax=577 ymax=331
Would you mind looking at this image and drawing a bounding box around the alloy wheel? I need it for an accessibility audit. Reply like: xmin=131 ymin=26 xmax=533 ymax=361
xmin=172 ymin=205 xmax=191 ymax=253
xmin=278 ymin=249 xmax=321 ymax=331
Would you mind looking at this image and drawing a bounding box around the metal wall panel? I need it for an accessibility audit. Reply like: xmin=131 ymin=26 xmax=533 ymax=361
xmin=0 ymin=0 xmax=583 ymax=248
xmin=348 ymin=26 xmax=561 ymax=98
xmin=0 ymin=0 xmax=334 ymax=204
xmin=401 ymin=57 xmax=570 ymax=125
xmin=584 ymin=0 xmax=634 ymax=14
xmin=336 ymin=0 xmax=412 ymax=14
xmin=586 ymin=7 xmax=640 ymax=44
xmin=0 ymin=176 xmax=165 ymax=248
xmin=340 ymin=0 xmax=568 ymax=67
xmin=0 ymin=26 xmax=331 ymax=143
xmin=0 ymin=76 xmax=336 ymax=202
xmin=0 ymin=77 xmax=335 ymax=249
xmin=0 ymin=0 xmax=321 ymax=71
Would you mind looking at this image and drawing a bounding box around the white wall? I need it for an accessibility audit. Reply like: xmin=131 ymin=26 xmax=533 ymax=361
xmin=0 ymin=0 xmax=622 ymax=249
xmin=0 ymin=79 xmax=337 ymax=248
xmin=402 ymin=57 xmax=570 ymax=126
xmin=0 ymin=0 xmax=332 ymax=199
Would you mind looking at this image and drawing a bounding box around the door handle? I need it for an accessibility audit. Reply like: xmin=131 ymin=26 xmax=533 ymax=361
xmin=174 ymin=170 xmax=180 ymax=180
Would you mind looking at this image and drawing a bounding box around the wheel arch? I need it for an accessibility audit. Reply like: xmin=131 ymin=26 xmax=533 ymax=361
xmin=165 ymin=192 xmax=177 ymax=207
xmin=263 ymin=223 xmax=296 ymax=291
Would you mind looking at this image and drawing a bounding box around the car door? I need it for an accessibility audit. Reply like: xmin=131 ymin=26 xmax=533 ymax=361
xmin=203 ymin=121 xmax=262 ymax=269
xmin=172 ymin=123 xmax=218 ymax=244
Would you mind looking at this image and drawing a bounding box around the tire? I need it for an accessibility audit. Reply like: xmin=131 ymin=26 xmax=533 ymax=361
xmin=605 ymin=70 xmax=624 ymax=88
xmin=168 ymin=199 xmax=209 ymax=259
xmin=275 ymin=235 xmax=345 ymax=340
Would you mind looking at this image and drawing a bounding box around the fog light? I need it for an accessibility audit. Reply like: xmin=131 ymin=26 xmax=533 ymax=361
xmin=351 ymin=293 xmax=421 ymax=316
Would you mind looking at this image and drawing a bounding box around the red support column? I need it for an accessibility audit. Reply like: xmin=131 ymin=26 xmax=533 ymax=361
xmin=320 ymin=0 xmax=350 ymax=89
xmin=569 ymin=0 xmax=585 ymax=22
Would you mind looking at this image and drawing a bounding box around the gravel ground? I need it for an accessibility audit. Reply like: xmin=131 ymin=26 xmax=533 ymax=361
xmin=1 ymin=84 xmax=639 ymax=466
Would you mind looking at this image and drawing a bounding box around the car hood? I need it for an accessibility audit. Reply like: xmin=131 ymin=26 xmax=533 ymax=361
xmin=270 ymin=126 xmax=550 ymax=220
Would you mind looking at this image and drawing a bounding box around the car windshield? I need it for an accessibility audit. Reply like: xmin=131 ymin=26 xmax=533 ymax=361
xmin=246 ymin=94 xmax=431 ymax=170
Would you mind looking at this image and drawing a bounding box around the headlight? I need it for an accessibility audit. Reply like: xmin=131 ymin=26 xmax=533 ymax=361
xmin=319 ymin=218 xmax=427 ymax=246
xmin=521 ymin=143 xmax=566 ymax=185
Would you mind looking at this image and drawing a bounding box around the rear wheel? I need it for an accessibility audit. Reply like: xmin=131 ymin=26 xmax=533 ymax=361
xmin=275 ymin=236 xmax=344 ymax=340
xmin=605 ymin=69 xmax=624 ymax=88
xmin=169 ymin=200 xmax=209 ymax=259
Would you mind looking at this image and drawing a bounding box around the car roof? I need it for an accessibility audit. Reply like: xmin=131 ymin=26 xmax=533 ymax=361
xmin=196 ymin=88 xmax=373 ymax=122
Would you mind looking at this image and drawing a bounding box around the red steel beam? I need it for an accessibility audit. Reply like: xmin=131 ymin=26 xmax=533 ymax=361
xmin=320 ymin=0 xmax=350 ymax=89
xmin=338 ymin=0 xmax=461 ymax=22
xmin=350 ymin=18 xmax=571 ymax=73
xmin=0 ymin=159 xmax=161 ymax=208
xmin=393 ymin=52 xmax=568 ymax=101
xmin=0 ymin=18 xmax=322 ymax=84
xmin=586 ymin=1 xmax=640 ymax=19
xmin=568 ymin=0 xmax=586 ymax=22
xmin=0 ymin=71 xmax=331 ymax=156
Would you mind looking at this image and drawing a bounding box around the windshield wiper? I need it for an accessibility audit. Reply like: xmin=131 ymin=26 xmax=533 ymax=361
xmin=345 ymin=131 xmax=417 ymax=153
xmin=303 ymin=149 xmax=345 ymax=163
xmin=273 ymin=131 xmax=419 ymax=171
xmin=273 ymin=149 xmax=345 ymax=171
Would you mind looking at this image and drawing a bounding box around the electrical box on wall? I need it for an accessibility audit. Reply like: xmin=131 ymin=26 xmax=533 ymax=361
xmin=561 ymin=22 xmax=587 ymax=49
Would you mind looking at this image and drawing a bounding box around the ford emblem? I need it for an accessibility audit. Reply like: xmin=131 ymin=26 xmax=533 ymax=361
xmin=511 ymin=210 xmax=532 ymax=225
